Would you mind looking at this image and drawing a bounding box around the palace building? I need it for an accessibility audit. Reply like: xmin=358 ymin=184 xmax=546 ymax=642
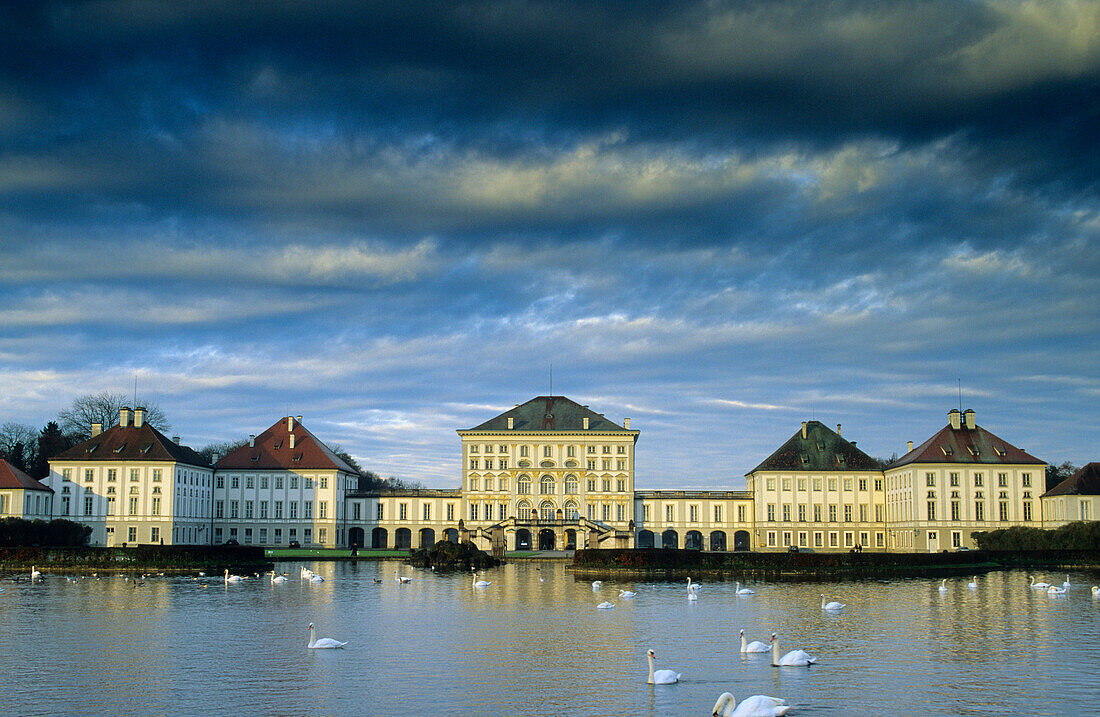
xmin=44 ymin=395 xmax=1088 ymax=552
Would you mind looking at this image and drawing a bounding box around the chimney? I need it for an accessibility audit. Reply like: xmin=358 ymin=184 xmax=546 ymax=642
xmin=507 ymin=417 xmax=514 ymax=429
xmin=249 ymin=434 xmax=255 ymax=448
xmin=836 ymin=423 xmax=842 ymax=437
xmin=908 ymin=440 xmax=914 ymax=452
xmin=583 ymin=417 xmax=589 ymax=430
xmin=134 ymin=407 xmax=145 ymax=428
xmin=287 ymin=416 xmax=294 ymax=432
xmin=963 ymin=409 xmax=976 ymax=430
xmin=948 ymin=409 xmax=961 ymax=430
xmin=120 ymin=406 xmax=131 ymax=427
xmin=289 ymin=433 xmax=295 ymax=449
xmin=624 ymin=418 xmax=630 ymax=429
xmin=296 ymin=415 xmax=302 ymax=425
xmin=91 ymin=422 xmax=102 ymax=437
xmin=801 ymin=421 xmax=808 ymax=439
xmin=172 ymin=435 xmax=180 ymax=445
xmin=212 ymin=453 xmax=220 ymax=463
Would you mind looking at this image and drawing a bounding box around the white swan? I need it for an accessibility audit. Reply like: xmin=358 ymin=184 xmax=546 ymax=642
xmin=968 ymin=576 xmax=977 ymax=589
xmin=597 ymin=601 xmax=615 ymax=609
xmin=735 ymin=581 xmax=755 ymax=595
xmin=1063 ymin=575 xmax=1071 ymax=589
xmin=310 ymin=574 xmax=325 ymax=583
xmin=592 ymin=580 xmax=602 ymax=590
xmin=300 ymin=566 xmax=313 ymax=579
xmin=30 ymin=566 xmax=41 ymax=580
xmin=473 ymin=575 xmax=491 ymax=588
xmin=1091 ymin=586 xmax=1099 ymax=596
xmin=270 ymin=572 xmax=288 ymax=584
xmin=687 ymin=577 xmax=700 ymax=594
xmin=938 ymin=578 xmax=947 ymax=592
xmin=688 ymin=590 xmax=698 ymax=601
xmin=645 ymin=649 xmax=680 ymax=684
xmin=770 ymin=633 xmax=816 ymax=666
xmin=307 ymin=622 xmax=347 ymax=649
xmin=1029 ymin=576 xmax=1050 ymax=589
xmin=1047 ymin=585 xmax=1067 ymax=595
xmin=740 ymin=629 xmax=770 ymax=653
xmin=619 ymin=589 xmax=637 ymax=598
xmin=224 ymin=569 xmax=243 ymax=584
xmin=821 ymin=594 xmax=845 ymax=610
xmin=712 ymin=691 xmax=790 ymax=717
xmin=396 ymin=576 xmax=411 ymax=583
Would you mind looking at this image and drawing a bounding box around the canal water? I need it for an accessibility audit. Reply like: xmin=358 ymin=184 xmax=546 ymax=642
xmin=2 ymin=562 xmax=1097 ymax=716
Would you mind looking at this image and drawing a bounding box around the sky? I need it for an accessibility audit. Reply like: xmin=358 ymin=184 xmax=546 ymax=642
xmin=1 ymin=1 xmax=1098 ymax=489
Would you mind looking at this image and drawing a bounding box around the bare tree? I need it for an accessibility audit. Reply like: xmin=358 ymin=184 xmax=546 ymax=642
xmin=197 ymin=438 xmax=250 ymax=462
xmin=58 ymin=391 xmax=170 ymax=440
xmin=0 ymin=422 xmax=38 ymax=471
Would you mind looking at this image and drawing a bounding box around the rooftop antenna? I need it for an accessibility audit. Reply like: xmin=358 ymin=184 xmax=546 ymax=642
xmin=958 ymin=378 xmax=962 ymax=412
xmin=549 ymin=363 xmax=553 ymax=396
xmin=133 ymin=375 xmax=137 ymax=408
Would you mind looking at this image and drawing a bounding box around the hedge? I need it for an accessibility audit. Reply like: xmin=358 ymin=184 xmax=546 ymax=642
xmin=973 ymin=522 xmax=1100 ymax=551
xmin=0 ymin=517 xmax=91 ymax=547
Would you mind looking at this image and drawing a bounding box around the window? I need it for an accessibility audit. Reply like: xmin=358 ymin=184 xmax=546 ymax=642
xmin=319 ymin=501 xmax=328 ymax=519
xmin=290 ymin=476 xmax=298 ymax=489
xmin=828 ymin=478 xmax=837 ymax=491
xmin=260 ymin=501 xmax=268 ymax=519
xmin=766 ymin=504 xmax=775 ymax=521
xmin=291 ymin=502 xmax=300 ymax=519
xmin=813 ymin=478 xmax=821 ymax=491
xmin=318 ymin=528 xmax=326 ymax=544
xmin=975 ymin=501 xmax=985 ymax=521
xmin=602 ymin=445 xmax=611 ymax=454
xmin=782 ymin=478 xmax=791 ymax=491
xmin=151 ymin=527 xmax=160 ymax=543
xmin=520 ymin=445 xmax=529 ymax=457
xmin=304 ymin=528 xmax=313 ymax=544
xmin=952 ymin=531 xmax=962 ymax=548
xmin=106 ymin=497 xmax=116 ymax=515
xmin=926 ymin=472 xmax=936 ymax=487
xmin=858 ymin=478 xmax=867 ymax=491
xmin=998 ymin=473 xmax=1008 ymax=488
xmin=469 ymin=477 xmax=479 ymax=491
xmin=565 ymin=476 xmax=578 ymax=494
xmin=617 ymin=460 xmax=626 ymax=470
xmin=543 ymin=446 xmax=552 ymax=458
xmin=518 ymin=476 xmax=531 ymax=494
xmin=304 ymin=502 xmax=312 ymax=519
xmin=62 ymin=468 xmax=72 ymax=481
xmin=765 ymin=477 xmax=775 ymax=491
xmin=1023 ymin=502 xmax=1032 ymax=521
xmin=1022 ymin=473 xmax=1032 ymax=487
xmin=245 ymin=501 xmax=254 ymax=519
xmin=602 ymin=504 xmax=610 ymax=521
xmin=587 ymin=445 xmax=596 ymax=454
xmin=469 ymin=459 xmax=479 ymax=470
xmin=128 ymin=527 xmax=137 ymax=543
xmin=469 ymin=503 xmax=479 ymax=520
xmin=231 ymin=476 xmax=239 ymax=489
xmin=928 ymin=502 xmax=936 ymax=520
xmin=714 ymin=505 xmax=722 ymax=522
xmin=951 ymin=501 xmax=960 ymax=520
xmin=813 ymin=505 xmax=822 ymax=522
xmin=689 ymin=505 xmax=698 ymax=522
xmin=376 ymin=503 xmax=384 ymax=520
xmin=797 ymin=504 xmax=806 ymax=521
xmin=84 ymin=469 xmax=94 ymax=483
xmin=999 ymin=501 xmax=1009 ymax=521
xmin=129 ymin=496 xmax=139 ymax=515
xmin=828 ymin=504 xmax=837 ymax=522
xmin=782 ymin=504 xmax=791 ymax=521
xmin=399 ymin=503 xmax=407 ymax=520
xmin=499 ymin=459 xmax=508 ymax=470
xmin=216 ymin=475 xmax=224 ymax=489
xmin=859 ymin=504 xmax=867 ymax=522
xmin=767 ymin=531 xmax=776 ymax=547
xmin=230 ymin=500 xmax=239 ymax=518
xmin=107 ymin=469 xmax=117 ymax=482
xmin=843 ymin=478 xmax=852 ymax=491
xmin=602 ymin=479 xmax=611 ymax=492
xmin=422 ymin=503 xmax=431 ymax=521
xmin=875 ymin=504 xmax=883 ymax=522
xmin=274 ymin=501 xmax=283 ymax=519
xmin=737 ymin=505 xmax=745 ymax=522
xmin=151 ymin=497 xmax=160 ymax=516
xmin=602 ymin=459 xmax=611 ymax=470
xmin=84 ymin=495 xmax=93 ymax=515
xmin=274 ymin=528 xmax=282 ymax=544
xmin=587 ymin=479 xmax=595 ymax=491
xmin=540 ymin=476 xmax=554 ymax=494
xmin=843 ymin=505 xmax=852 ymax=522
xmin=974 ymin=473 xmax=983 ymax=487
xmin=470 ymin=444 xmax=479 ymax=454
xmin=874 ymin=478 xmax=882 ymax=491
xmin=666 ymin=505 xmax=674 ymax=521
xmin=152 ymin=469 xmax=161 ymax=482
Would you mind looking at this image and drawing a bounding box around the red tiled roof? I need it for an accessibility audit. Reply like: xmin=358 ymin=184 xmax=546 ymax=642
xmin=0 ymin=459 xmax=53 ymax=492
xmin=215 ymin=417 xmax=356 ymax=473
xmin=887 ymin=423 xmax=1043 ymax=469
xmin=50 ymin=423 xmax=210 ymax=467
xmin=1043 ymin=462 xmax=1100 ymax=497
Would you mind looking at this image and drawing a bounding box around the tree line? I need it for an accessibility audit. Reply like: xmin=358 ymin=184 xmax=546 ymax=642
xmin=0 ymin=391 xmax=418 ymax=489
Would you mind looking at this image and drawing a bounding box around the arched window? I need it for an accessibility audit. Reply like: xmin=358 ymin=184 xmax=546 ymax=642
xmin=564 ymin=474 xmax=578 ymax=494
xmin=540 ymin=475 xmax=555 ymax=494
xmin=517 ymin=475 xmax=531 ymax=494
xmin=517 ymin=500 xmax=532 ymax=520
xmin=564 ymin=500 xmax=579 ymax=520
xmin=539 ymin=500 xmax=555 ymax=521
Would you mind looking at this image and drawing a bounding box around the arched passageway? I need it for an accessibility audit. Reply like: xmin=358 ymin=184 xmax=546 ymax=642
xmin=662 ymin=529 xmax=678 ymax=549
xmin=371 ymin=527 xmax=388 ymax=549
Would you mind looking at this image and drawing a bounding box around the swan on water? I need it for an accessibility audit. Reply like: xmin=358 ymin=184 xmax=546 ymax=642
xmin=711 ymin=691 xmax=790 ymax=717
xmin=645 ymin=649 xmax=680 ymax=684
xmin=1091 ymin=586 xmax=1099 ymax=596
xmin=270 ymin=572 xmax=288 ymax=584
xmin=396 ymin=576 xmax=411 ymax=583
xmin=300 ymin=566 xmax=313 ymax=579
xmin=938 ymin=578 xmax=947 ymax=592
xmin=619 ymin=589 xmax=637 ymax=598
xmin=1029 ymin=576 xmax=1050 ymax=589
xmin=30 ymin=566 xmax=41 ymax=580
xmin=735 ymin=581 xmax=755 ymax=595
xmin=224 ymin=569 xmax=243 ymax=584
xmin=310 ymin=574 xmax=325 ymax=583
xmin=821 ymin=594 xmax=845 ymax=611
xmin=597 ymin=601 xmax=615 ymax=609
xmin=592 ymin=581 xmax=603 ymax=590
xmin=740 ymin=629 xmax=770 ymax=653
xmin=473 ymin=575 xmax=491 ymax=588
xmin=968 ymin=576 xmax=977 ymax=589
xmin=307 ymin=622 xmax=347 ymax=649
xmin=1063 ymin=575 xmax=1071 ymax=589
xmin=687 ymin=577 xmax=700 ymax=595
xmin=770 ymin=633 xmax=816 ymax=667
xmin=1047 ymin=585 xmax=1067 ymax=595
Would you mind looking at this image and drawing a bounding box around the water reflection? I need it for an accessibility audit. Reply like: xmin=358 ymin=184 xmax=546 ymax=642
xmin=1 ymin=564 xmax=1097 ymax=716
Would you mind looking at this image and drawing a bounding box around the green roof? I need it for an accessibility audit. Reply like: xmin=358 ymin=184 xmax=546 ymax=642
xmin=460 ymin=396 xmax=633 ymax=433
xmin=748 ymin=421 xmax=881 ymax=474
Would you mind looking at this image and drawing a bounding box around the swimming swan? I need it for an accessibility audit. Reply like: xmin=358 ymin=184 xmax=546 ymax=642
xmin=1091 ymin=586 xmax=1099 ymax=596
xmin=1047 ymin=585 xmax=1067 ymax=595
xmin=597 ymin=601 xmax=615 ymax=609
xmin=687 ymin=577 xmax=700 ymax=594
xmin=712 ymin=691 xmax=790 ymax=717
xmin=821 ymin=594 xmax=845 ymax=610
xmin=1029 ymin=576 xmax=1050 ymax=589
xmin=270 ymin=572 xmax=288 ymax=584
xmin=645 ymin=649 xmax=680 ymax=684
xmin=310 ymin=574 xmax=325 ymax=583
xmin=740 ymin=629 xmax=770 ymax=653
xmin=30 ymin=566 xmax=41 ymax=580
xmin=770 ymin=633 xmax=816 ymax=667
xmin=735 ymin=581 xmax=755 ymax=595
xmin=938 ymin=579 xmax=948 ymax=592
xmin=592 ymin=581 xmax=603 ymax=590
xmin=473 ymin=575 xmax=491 ymax=588
xmin=224 ymin=569 xmax=243 ymax=584
xmin=619 ymin=589 xmax=637 ymax=598
xmin=1063 ymin=575 xmax=1071 ymax=589
xmin=968 ymin=576 xmax=977 ymax=589
xmin=307 ymin=622 xmax=347 ymax=649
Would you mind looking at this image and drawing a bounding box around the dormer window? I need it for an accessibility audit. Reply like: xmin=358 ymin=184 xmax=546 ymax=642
xmin=250 ymin=454 xmax=260 ymax=462
xmin=293 ymin=453 xmax=303 ymax=462
xmin=940 ymin=446 xmax=953 ymax=456
xmin=142 ymin=443 xmax=153 ymax=454
xmin=816 ymin=441 xmax=826 ymax=451
xmin=86 ymin=444 xmax=99 ymax=454
xmin=800 ymin=454 xmax=810 ymax=465
xmin=113 ymin=443 xmax=126 ymax=453
xmin=273 ymin=440 xmax=283 ymax=450
xmin=966 ymin=445 xmax=979 ymax=456
xmin=993 ymin=446 xmax=1006 ymax=457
